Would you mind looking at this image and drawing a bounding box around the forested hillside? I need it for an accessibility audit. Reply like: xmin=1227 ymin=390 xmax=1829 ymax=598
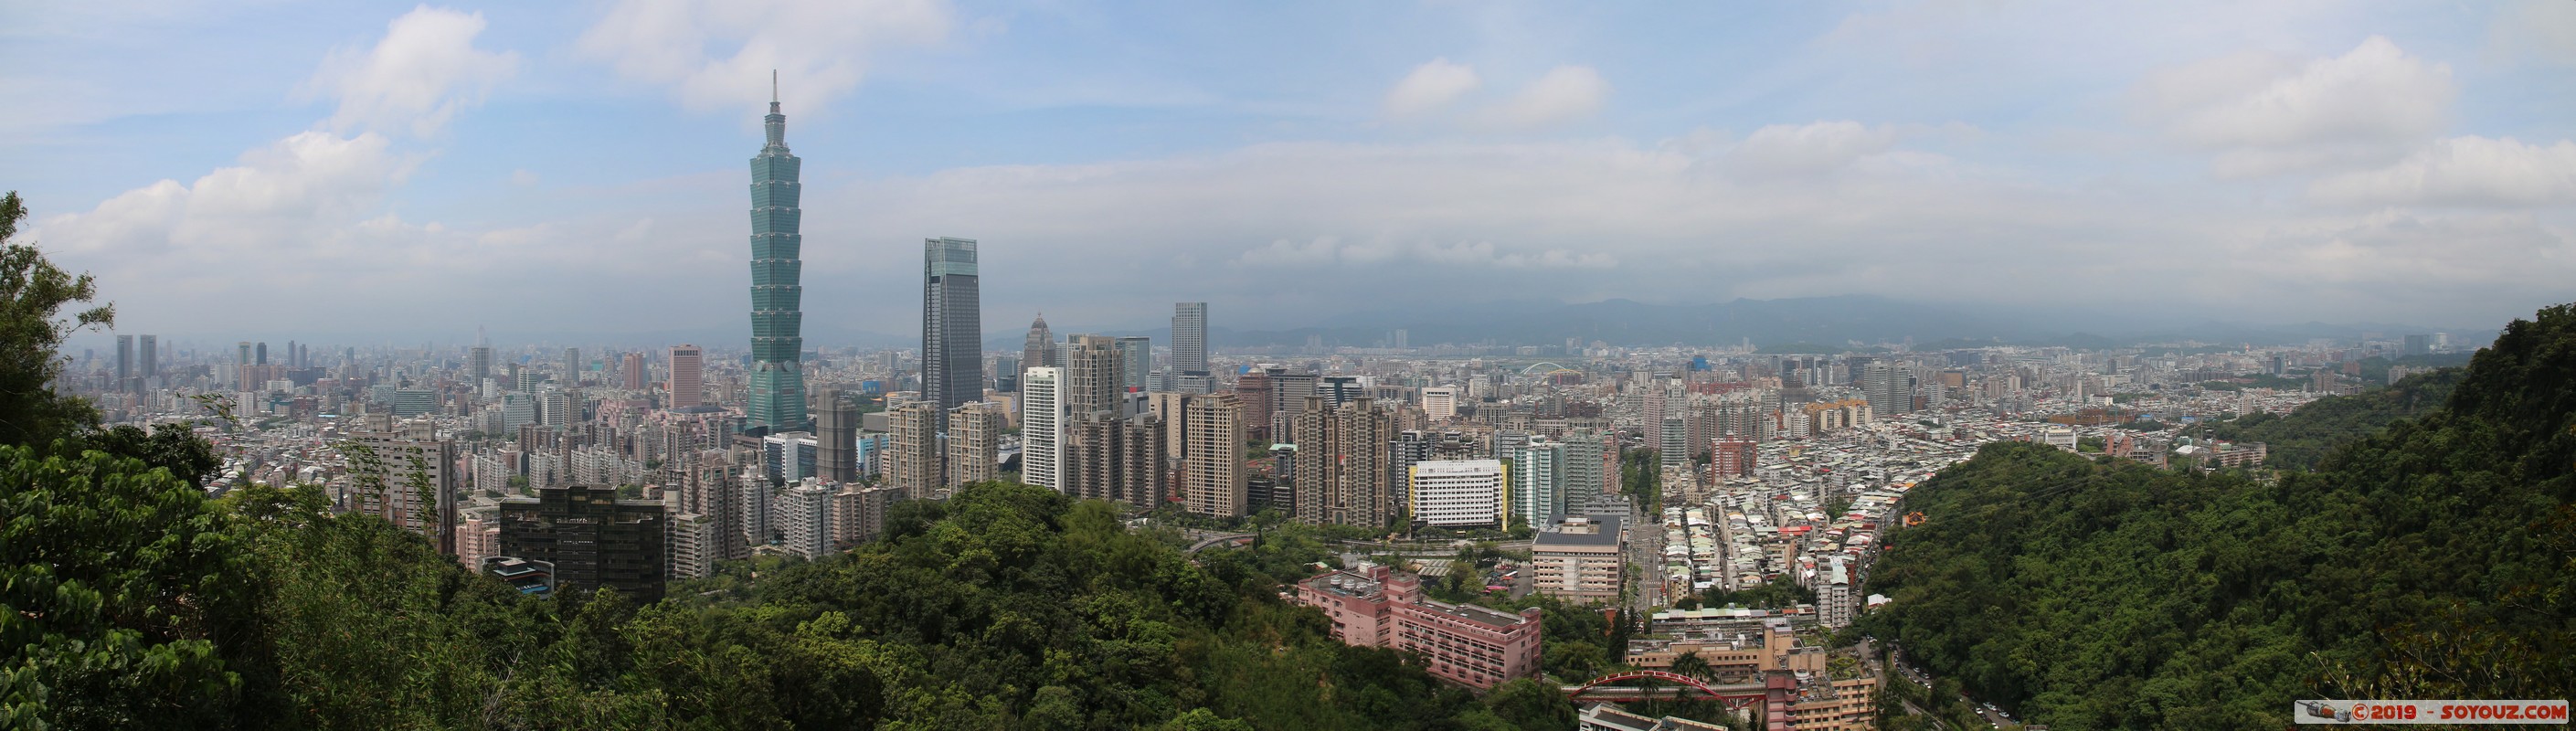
xmin=1866 ymin=303 xmax=2576 ymax=730
xmin=7 ymin=454 xmax=1595 ymax=729
xmin=2203 ymin=366 xmax=2463 ymax=469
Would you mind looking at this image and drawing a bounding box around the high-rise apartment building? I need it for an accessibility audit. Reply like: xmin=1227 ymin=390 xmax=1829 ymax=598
xmin=1171 ymin=302 xmax=1207 ymax=390
xmin=814 ymin=393 xmax=860 ymax=482
xmin=1266 ymin=370 xmax=1319 ymax=438
xmin=497 ymin=484 xmax=667 ymax=602
xmin=762 ymin=431 xmax=818 ymax=483
xmin=921 ymin=237 xmax=982 ymax=418
xmin=470 ymin=344 xmax=493 ymax=383
xmin=946 ymin=401 xmax=1004 ymax=488
xmin=747 ymin=90 xmax=809 ymax=431
xmin=1020 ymin=367 xmax=1065 ymax=493
xmin=668 ymin=344 xmax=704 ymax=409
xmin=1181 ymin=393 xmax=1246 ymax=517
xmin=1862 ymin=362 xmax=1910 ymax=417
xmin=1564 ymin=430 xmax=1610 ymax=497
xmin=1659 ymin=417 xmax=1688 ymax=471
xmin=1639 ymin=378 xmax=1668 ymax=450
xmin=136 ymin=334 xmax=155 ymax=382
xmin=1234 ymin=369 xmax=1271 ymax=441
xmin=886 ymin=399 xmax=943 ymax=500
xmin=1512 ymin=440 xmax=1567 ymax=527
xmin=777 ymin=481 xmax=833 ymax=560
xmin=621 ymin=352 xmax=646 ymax=390
xmin=1064 ymin=413 xmax=1168 ymax=505
xmin=679 ymin=450 xmax=746 ymax=562
xmin=343 ymin=418 xmax=461 ymax=556
xmin=115 ymin=334 xmax=133 ymax=386
xmin=1114 ymin=336 xmax=1151 ymax=396
xmin=564 ymin=347 xmax=581 ymax=385
xmin=1291 ymin=396 xmax=1394 ymax=528
xmin=1061 ymin=334 xmax=1122 ymax=418
xmin=1389 ymin=430 xmax=1435 ymax=514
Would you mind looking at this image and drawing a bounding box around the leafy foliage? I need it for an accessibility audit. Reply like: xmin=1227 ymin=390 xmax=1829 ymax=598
xmin=1865 ymin=303 xmax=2576 ymax=730
xmin=1 ymin=445 xmax=256 ymax=730
xmin=10 ymin=450 xmax=1579 ymax=729
xmin=2203 ymin=366 xmax=2463 ymax=469
xmin=0 ymin=192 xmax=114 ymax=450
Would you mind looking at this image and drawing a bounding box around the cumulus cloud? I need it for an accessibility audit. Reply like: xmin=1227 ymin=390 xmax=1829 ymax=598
xmin=41 ymin=132 xmax=412 ymax=260
xmin=31 ymin=7 xmax=645 ymax=327
xmin=1383 ymin=58 xmax=1481 ymax=119
xmin=575 ymin=0 xmax=952 ymax=111
xmin=307 ymin=6 xmax=518 ymax=136
xmin=1490 ymin=65 xmax=1608 ymax=129
xmin=2310 ymin=136 xmax=2576 ymax=207
xmin=2136 ymin=36 xmax=2453 ymax=176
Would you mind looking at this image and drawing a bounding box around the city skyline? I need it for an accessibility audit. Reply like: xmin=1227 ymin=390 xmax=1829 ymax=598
xmin=7 ymin=2 xmax=2572 ymax=344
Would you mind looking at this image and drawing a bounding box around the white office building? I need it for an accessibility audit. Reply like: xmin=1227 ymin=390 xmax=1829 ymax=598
xmin=1410 ymin=459 xmax=1506 ymax=528
xmin=1421 ymin=387 xmax=1459 ymax=421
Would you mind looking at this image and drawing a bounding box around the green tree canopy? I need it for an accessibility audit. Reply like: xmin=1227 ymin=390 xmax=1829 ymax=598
xmin=0 ymin=191 xmax=114 ymax=450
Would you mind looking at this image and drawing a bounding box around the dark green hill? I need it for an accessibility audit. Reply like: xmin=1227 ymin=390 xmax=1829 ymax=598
xmin=2203 ymin=366 xmax=2463 ymax=469
xmin=1866 ymin=303 xmax=2576 ymax=730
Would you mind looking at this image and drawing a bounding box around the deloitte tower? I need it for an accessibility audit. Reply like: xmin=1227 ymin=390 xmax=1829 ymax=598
xmin=745 ymin=80 xmax=807 ymax=431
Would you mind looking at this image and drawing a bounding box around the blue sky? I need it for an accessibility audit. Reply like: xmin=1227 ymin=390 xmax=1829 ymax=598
xmin=5 ymin=0 xmax=2573 ymax=346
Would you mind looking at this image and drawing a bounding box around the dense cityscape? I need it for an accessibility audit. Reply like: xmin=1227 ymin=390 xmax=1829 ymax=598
xmin=41 ymin=90 xmax=2483 ymax=730
xmin=7 ymin=3 xmax=2571 ymax=730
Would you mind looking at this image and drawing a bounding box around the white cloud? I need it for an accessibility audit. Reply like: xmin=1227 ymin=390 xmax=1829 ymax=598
xmin=2310 ymin=136 xmax=2576 ymax=207
xmin=307 ymin=6 xmax=518 ymax=137
xmin=2137 ymin=36 xmax=2453 ymax=176
xmin=2227 ymin=210 xmax=2573 ymax=302
xmin=40 ymin=132 xmax=411 ymax=260
xmin=575 ymin=0 xmax=952 ymax=111
xmin=1489 ymin=65 xmax=1607 ymax=129
xmin=1383 ymin=58 xmax=1481 ymax=120
xmin=1725 ymin=121 xmax=1902 ymax=177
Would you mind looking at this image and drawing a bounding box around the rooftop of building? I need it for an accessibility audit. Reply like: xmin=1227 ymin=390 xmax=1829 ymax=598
xmin=1534 ymin=514 xmax=1624 ymax=547
xmin=1411 ymin=596 xmax=1538 ymax=630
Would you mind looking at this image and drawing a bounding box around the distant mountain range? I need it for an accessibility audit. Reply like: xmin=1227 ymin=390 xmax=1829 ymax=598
xmin=1003 ymin=296 xmax=2488 ymax=352
xmin=96 ymin=296 xmax=2486 ymax=355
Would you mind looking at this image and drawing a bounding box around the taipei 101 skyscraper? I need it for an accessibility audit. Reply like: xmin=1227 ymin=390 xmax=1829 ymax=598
xmin=747 ymin=73 xmax=808 ymax=431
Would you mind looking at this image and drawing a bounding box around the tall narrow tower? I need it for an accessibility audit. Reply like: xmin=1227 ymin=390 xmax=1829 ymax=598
xmin=747 ymin=76 xmax=809 ymax=431
xmin=1172 ymin=302 xmax=1208 ymax=392
xmin=921 ymin=237 xmax=982 ymax=417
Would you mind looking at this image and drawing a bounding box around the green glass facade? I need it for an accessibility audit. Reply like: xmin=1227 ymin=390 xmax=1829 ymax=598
xmin=747 ymin=97 xmax=808 ymax=431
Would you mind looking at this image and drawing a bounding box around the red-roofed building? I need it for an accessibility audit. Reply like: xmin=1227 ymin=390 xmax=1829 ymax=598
xmin=1293 ymin=564 xmax=1543 ymax=690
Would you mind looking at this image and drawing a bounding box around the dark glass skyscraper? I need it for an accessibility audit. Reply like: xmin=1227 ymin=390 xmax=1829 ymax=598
xmin=922 ymin=237 xmax=981 ymax=420
xmin=747 ymin=85 xmax=808 ymax=431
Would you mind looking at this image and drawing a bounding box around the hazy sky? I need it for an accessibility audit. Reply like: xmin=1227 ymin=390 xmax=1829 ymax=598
xmin=5 ymin=0 xmax=2573 ymax=345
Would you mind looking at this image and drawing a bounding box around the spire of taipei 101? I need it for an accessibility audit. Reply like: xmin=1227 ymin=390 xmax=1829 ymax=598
xmin=746 ymin=72 xmax=808 ymax=431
